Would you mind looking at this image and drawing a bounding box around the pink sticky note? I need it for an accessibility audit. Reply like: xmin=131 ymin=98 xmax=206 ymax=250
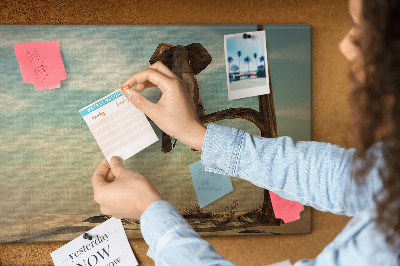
xmin=269 ymin=191 xmax=304 ymax=223
xmin=14 ymin=41 xmax=67 ymax=90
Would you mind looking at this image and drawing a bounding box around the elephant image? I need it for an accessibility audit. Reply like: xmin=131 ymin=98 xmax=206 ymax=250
xmin=149 ymin=43 xmax=212 ymax=153
xmin=149 ymin=42 xmax=277 ymax=160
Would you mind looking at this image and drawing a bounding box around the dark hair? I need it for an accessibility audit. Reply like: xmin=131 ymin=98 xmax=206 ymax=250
xmin=349 ymin=0 xmax=400 ymax=255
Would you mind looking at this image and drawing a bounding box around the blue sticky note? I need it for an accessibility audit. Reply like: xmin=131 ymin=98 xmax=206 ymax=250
xmin=189 ymin=161 xmax=234 ymax=208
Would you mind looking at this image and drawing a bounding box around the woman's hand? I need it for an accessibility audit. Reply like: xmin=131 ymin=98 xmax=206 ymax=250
xmin=120 ymin=61 xmax=207 ymax=151
xmin=91 ymin=156 xmax=164 ymax=220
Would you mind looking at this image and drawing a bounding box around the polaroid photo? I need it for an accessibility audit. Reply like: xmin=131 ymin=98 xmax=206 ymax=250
xmin=224 ymin=30 xmax=270 ymax=100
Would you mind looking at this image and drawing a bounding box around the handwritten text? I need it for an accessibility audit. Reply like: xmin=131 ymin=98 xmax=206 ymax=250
xmin=116 ymin=98 xmax=129 ymax=108
xmin=92 ymin=112 xmax=105 ymax=120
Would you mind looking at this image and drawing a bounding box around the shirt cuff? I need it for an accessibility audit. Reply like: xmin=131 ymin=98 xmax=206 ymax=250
xmin=201 ymin=123 xmax=245 ymax=177
xmin=140 ymin=200 xmax=191 ymax=260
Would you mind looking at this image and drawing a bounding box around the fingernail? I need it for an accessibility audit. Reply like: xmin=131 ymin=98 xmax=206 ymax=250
xmin=111 ymin=156 xmax=122 ymax=165
xmin=124 ymin=89 xmax=133 ymax=100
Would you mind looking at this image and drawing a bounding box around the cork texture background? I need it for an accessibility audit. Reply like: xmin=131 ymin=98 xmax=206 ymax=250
xmin=0 ymin=0 xmax=352 ymax=265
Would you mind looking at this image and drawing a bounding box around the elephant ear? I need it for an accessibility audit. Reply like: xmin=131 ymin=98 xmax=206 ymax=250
xmin=186 ymin=43 xmax=212 ymax=75
xmin=149 ymin=43 xmax=174 ymax=65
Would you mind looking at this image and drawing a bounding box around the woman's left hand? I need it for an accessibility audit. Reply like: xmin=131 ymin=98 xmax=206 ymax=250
xmin=91 ymin=156 xmax=164 ymax=220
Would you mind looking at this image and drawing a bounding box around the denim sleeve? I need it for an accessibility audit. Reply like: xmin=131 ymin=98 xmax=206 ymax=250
xmin=140 ymin=200 xmax=237 ymax=266
xmin=201 ymin=124 xmax=383 ymax=216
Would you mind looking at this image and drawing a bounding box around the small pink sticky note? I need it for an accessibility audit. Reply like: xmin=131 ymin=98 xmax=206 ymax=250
xmin=269 ymin=191 xmax=304 ymax=223
xmin=14 ymin=41 xmax=67 ymax=90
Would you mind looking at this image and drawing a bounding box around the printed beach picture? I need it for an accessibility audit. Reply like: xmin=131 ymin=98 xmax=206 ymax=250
xmin=0 ymin=25 xmax=312 ymax=242
xmin=225 ymin=30 xmax=270 ymax=100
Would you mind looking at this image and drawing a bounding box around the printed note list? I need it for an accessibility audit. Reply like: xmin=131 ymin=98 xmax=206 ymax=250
xmin=80 ymin=90 xmax=158 ymax=162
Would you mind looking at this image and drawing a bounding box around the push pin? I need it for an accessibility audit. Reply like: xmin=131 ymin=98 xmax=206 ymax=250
xmin=120 ymin=85 xmax=130 ymax=93
xmin=243 ymin=33 xmax=252 ymax=39
xmin=83 ymin=233 xmax=94 ymax=240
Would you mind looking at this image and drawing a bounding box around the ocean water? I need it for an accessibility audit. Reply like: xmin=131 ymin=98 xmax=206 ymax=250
xmin=0 ymin=25 xmax=311 ymax=221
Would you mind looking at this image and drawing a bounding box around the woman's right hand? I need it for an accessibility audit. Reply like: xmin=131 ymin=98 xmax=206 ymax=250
xmin=120 ymin=61 xmax=207 ymax=151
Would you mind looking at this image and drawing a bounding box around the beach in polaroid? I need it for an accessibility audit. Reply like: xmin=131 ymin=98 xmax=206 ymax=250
xmin=224 ymin=30 xmax=270 ymax=100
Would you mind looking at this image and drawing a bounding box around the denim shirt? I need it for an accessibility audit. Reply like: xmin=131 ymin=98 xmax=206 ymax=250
xmin=140 ymin=124 xmax=399 ymax=265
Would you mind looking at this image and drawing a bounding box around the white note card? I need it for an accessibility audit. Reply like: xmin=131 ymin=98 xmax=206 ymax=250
xmin=79 ymin=90 xmax=158 ymax=162
xmin=51 ymin=218 xmax=138 ymax=266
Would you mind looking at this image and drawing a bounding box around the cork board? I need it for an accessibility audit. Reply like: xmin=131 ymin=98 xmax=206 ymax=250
xmin=0 ymin=0 xmax=352 ymax=265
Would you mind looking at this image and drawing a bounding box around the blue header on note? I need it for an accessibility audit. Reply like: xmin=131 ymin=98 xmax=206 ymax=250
xmin=80 ymin=91 xmax=123 ymax=117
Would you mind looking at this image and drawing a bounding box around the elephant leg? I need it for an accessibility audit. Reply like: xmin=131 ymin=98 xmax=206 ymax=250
xmin=189 ymin=75 xmax=205 ymax=118
xmin=196 ymin=101 xmax=205 ymax=118
xmin=161 ymin=131 xmax=173 ymax=153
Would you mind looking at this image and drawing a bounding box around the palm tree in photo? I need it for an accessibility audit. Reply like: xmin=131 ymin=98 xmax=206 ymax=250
xmin=231 ymin=64 xmax=239 ymax=73
xmin=244 ymin=56 xmax=251 ymax=78
xmin=227 ymin=56 xmax=234 ymax=73
xmin=253 ymin=53 xmax=258 ymax=74
xmin=260 ymin=55 xmax=266 ymax=72
xmin=237 ymin=51 xmax=242 ymax=78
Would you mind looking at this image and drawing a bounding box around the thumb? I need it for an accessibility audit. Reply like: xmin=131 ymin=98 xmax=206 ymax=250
xmin=109 ymin=156 xmax=128 ymax=179
xmin=123 ymin=89 xmax=155 ymax=116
